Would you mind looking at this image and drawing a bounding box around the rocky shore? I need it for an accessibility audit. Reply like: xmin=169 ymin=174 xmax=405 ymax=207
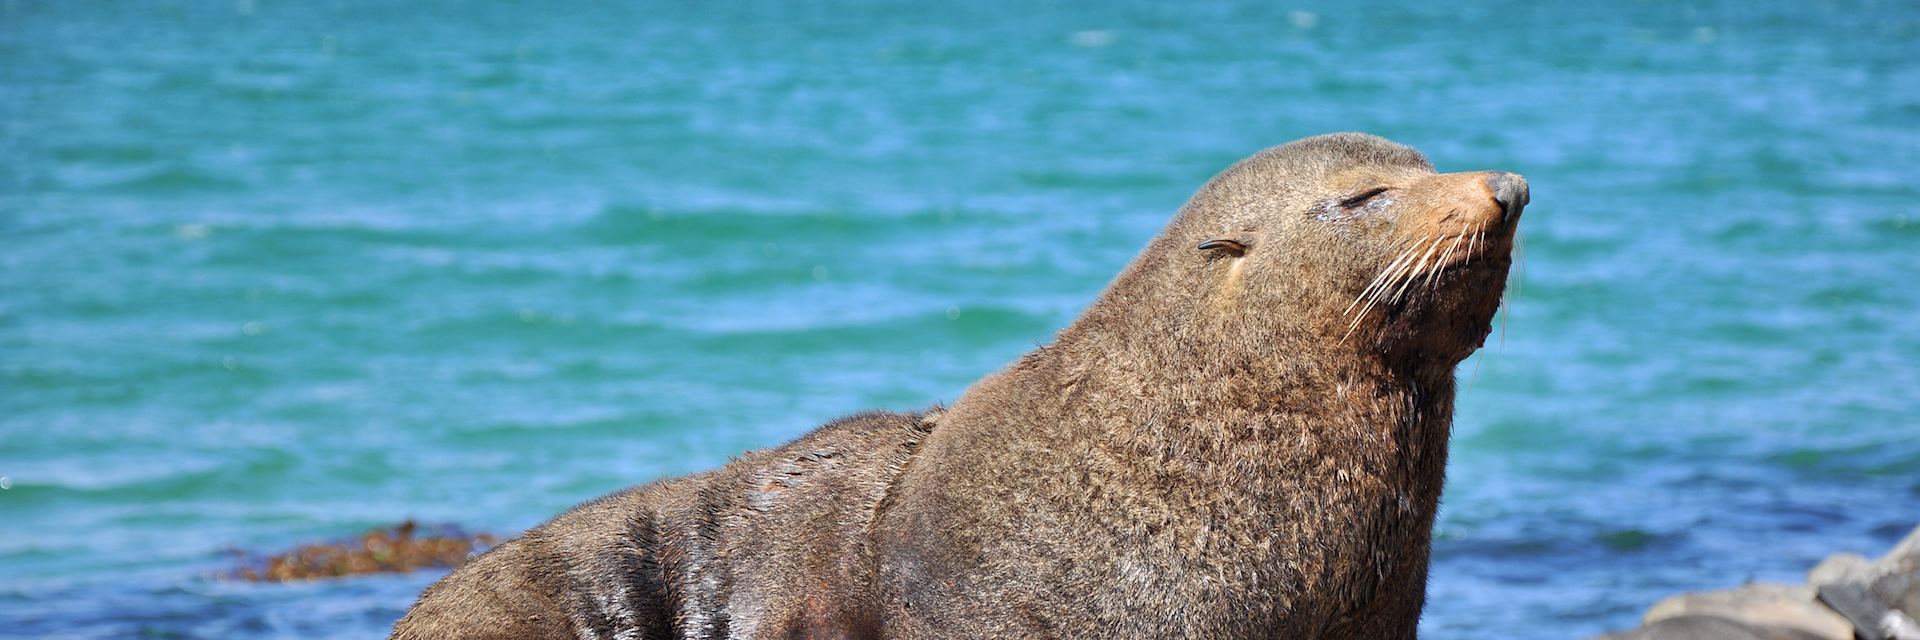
xmin=1595 ymin=525 xmax=1920 ymax=640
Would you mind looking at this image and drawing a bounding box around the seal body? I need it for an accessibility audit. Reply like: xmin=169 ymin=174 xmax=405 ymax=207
xmin=393 ymin=410 xmax=933 ymax=640
xmin=393 ymin=133 xmax=1529 ymax=640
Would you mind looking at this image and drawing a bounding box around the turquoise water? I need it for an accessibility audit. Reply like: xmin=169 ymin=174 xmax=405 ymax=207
xmin=4 ymin=1 xmax=1917 ymax=637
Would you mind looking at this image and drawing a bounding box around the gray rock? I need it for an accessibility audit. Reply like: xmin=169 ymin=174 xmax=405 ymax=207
xmin=1876 ymin=569 xmax=1920 ymax=625
xmin=1817 ymin=524 xmax=1920 ymax=640
xmin=1808 ymin=552 xmax=1872 ymax=587
xmin=1875 ymin=526 xmax=1920 ymax=620
xmin=1819 ymin=579 xmax=1890 ymax=640
xmin=1597 ymin=525 xmax=1920 ymax=640
xmin=1593 ymin=615 xmax=1833 ymax=640
xmin=1643 ymin=583 xmax=1853 ymax=640
xmin=1882 ymin=610 xmax=1920 ymax=640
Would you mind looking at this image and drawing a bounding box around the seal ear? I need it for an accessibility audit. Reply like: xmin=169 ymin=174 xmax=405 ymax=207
xmin=1197 ymin=238 xmax=1250 ymax=256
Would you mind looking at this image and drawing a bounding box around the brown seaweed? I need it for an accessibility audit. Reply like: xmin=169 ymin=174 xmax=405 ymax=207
xmin=228 ymin=520 xmax=498 ymax=582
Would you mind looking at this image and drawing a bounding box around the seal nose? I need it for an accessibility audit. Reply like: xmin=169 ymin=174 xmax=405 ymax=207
xmin=1487 ymin=171 xmax=1529 ymax=222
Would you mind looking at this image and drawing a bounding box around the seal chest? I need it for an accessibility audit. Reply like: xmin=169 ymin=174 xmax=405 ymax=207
xmin=391 ymin=133 xmax=1529 ymax=640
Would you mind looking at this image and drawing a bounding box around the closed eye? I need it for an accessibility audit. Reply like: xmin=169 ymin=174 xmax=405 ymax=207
xmin=1340 ymin=187 xmax=1390 ymax=208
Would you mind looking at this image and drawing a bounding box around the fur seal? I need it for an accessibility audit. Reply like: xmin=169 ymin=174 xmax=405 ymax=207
xmin=392 ymin=132 xmax=1529 ymax=640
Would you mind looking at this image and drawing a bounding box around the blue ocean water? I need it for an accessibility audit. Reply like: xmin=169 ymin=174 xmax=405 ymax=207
xmin=3 ymin=1 xmax=1917 ymax=637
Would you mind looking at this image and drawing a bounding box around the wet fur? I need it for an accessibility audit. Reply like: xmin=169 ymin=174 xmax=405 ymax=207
xmin=393 ymin=133 xmax=1524 ymax=639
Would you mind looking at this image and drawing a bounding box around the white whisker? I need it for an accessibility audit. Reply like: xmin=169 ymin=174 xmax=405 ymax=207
xmin=1427 ymin=225 xmax=1467 ymax=290
xmin=1342 ymin=236 xmax=1434 ymax=339
xmin=1346 ymin=236 xmax=1427 ymax=316
xmin=1514 ymin=233 xmax=1526 ymax=296
xmin=1391 ymin=239 xmax=1442 ymax=303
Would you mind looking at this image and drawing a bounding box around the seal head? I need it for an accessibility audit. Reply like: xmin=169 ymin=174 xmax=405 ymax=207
xmin=1085 ymin=132 xmax=1528 ymax=370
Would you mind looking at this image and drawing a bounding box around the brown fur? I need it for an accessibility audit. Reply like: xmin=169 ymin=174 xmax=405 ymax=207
xmin=392 ymin=133 xmax=1528 ymax=639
